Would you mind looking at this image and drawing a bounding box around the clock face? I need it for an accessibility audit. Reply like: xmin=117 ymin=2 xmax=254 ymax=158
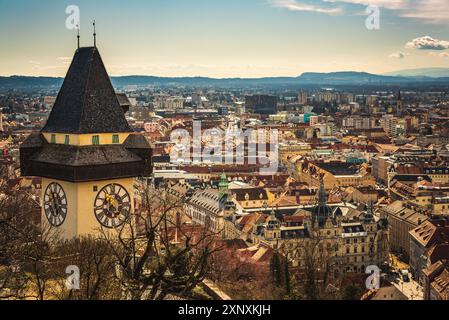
xmin=94 ymin=184 xmax=131 ymax=229
xmin=44 ymin=183 xmax=68 ymax=227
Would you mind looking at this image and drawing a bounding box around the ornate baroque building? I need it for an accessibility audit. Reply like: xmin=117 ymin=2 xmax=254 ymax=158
xmin=253 ymin=180 xmax=389 ymax=273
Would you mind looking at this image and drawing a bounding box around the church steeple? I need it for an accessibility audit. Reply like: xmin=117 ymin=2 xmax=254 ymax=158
xmin=218 ymin=171 xmax=229 ymax=197
xmin=318 ymin=176 xmax=327 ymax=206
xmin=312 ymin=176 xmax=333 ymax=228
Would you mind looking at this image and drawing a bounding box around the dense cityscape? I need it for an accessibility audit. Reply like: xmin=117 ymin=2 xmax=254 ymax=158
xmin=1 ymin=58 xmax=449 ymax=300
xmin=1 ymin=0 xmax=449 ymax=309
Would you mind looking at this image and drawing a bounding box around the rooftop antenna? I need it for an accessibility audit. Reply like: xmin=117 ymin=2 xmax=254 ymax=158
xmin=76 ymin=24 xmax=80 ymax=49
xmin=93 ymin=20 xmax=97 ymax=47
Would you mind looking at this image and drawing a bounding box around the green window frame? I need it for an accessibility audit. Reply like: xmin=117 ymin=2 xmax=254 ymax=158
xmin=92 ymin=135 xmax=100 ymax=145
xmin=64 ymin=135 xmax=70 ymax=145
xmin=51 ymin=134 xmax=56 ymax=144
xmin=112 ymin=134 xmax=119 ymax=144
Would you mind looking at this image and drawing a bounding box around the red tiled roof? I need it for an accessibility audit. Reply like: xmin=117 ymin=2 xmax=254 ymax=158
xmin=428 ymin=243 xmax=449 ymax=264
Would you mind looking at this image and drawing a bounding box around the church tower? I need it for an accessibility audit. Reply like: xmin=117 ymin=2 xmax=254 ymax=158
xmin=20 ymin=46 xmax=152 ymax=239
xmin=312 ymin=177 xmax=333 ymax=228
xmin=218 ymin=172 xmax=229 ymax=198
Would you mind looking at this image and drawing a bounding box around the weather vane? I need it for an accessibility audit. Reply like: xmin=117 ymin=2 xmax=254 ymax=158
xmin=76 ymin=24 xmax=80 ymax=49
xmin=93 ymin=20 xmax=97 ymax=47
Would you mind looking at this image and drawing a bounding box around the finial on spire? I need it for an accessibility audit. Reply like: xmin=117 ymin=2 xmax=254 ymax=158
xmin=76 ymin=24 xmax=80 ymax=49
xmin=93 ymin=20 xmax=97 ymax=47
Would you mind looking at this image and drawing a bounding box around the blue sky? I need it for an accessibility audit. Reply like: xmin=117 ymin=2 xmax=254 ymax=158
xmin=0 ymin=0 xmax=448 ymax=77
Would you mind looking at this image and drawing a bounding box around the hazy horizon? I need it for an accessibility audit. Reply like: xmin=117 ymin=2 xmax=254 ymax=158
xmin=3 ymin=67 xmax=449 ymax=79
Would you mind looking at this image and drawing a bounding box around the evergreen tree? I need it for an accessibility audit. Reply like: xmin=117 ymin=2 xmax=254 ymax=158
xmin=270 ymin=253 xmax=282 ymax=287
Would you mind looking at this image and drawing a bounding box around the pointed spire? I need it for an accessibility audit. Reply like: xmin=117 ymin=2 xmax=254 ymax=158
xmin=398 ymin=90 xmax=402 ymax=101
xmin=219 ymin=170 xmax=229 ymax=198
xmin=318 ymin=175 xmax=327 ymax=206
xmin=93 ymin=20 xmax=97 ymax=47
xmin=220 ymin=169 xmax=227 ymax=181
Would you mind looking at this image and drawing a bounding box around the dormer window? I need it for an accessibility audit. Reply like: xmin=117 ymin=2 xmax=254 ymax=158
xmin=51 ymin=134 xmax=56 ymax=144
xmin=64 ymin=135 xmax=70 ymax=145
xmin=112 ymin=134 xmax=119 ymax=144
xmin=92 ymin=135 xmax=100 ymax=145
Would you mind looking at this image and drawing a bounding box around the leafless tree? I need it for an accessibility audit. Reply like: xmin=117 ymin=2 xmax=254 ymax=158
xmin=208 ymin=244 xmax=283 ymax=300
xmin=101 ymin=184 xmax=221 ymax=300
xmin=24 ymin=223 xmax=60 ymax=300
xmin=1 ymin=178 xmax=224 ymax=300
xmin=0 ymin=186 xmax=61 ymax=300
xmin=51 ymin=236 xmax=122 ymax=300
xmin=0 ymin=192 xmax=31 ymax=299
xmin=280 ymin=237 xmax=343 ymax=300
xmin=0 ymin=195 xmax=121 ymax=301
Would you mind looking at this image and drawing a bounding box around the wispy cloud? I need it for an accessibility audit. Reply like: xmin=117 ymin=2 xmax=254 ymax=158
xmin=400 ymin=0 xmax=449 ymax=23
xmin=323 ymin=0 xmax=407 ymax=10
xmin=56 ymin=57 xmax=71 ymax=62
xmin=429 ymin=52 xmax=449 ymax=58
xmin=389 ymin=52 xmax=407 ymax=59
xmin=57 ymin=57 xmax=72 ymax=65
xmin=269 ymin=0 xmax=449 ymax=23
xmin=405 ymin=36 xmax=449 ymax=50
xmin=269 ymin=0 xmax=342 ymax=14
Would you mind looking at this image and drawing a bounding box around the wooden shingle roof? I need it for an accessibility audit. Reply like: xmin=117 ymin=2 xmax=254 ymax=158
xmin=42 ymin=47 xmax=133 ymax=134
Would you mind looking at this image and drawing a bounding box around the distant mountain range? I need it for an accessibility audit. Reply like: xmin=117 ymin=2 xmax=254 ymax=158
xmin=383 ymin=68 xmax=449 ymax=78
xmin=1 ymin=70 xmax=449 ymax=90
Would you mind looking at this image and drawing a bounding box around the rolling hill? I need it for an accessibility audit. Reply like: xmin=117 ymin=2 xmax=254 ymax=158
xmin=1 ymin=71 xmax=448 ymax=90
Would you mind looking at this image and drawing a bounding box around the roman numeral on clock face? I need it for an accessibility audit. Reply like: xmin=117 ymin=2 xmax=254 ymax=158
xmin=94 ymin=184 xmax=131 ymax=229
xmin=44 ymin=183 xmax=68 ymax=227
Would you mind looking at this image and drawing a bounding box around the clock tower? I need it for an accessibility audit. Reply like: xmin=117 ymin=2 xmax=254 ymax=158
xmin=20 ymin=46 xmax=152 ymax=239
